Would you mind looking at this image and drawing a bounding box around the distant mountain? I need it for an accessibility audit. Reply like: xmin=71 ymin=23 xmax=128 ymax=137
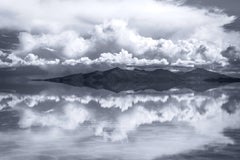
xmin=44 ymin=68 xmax=240 ymax=92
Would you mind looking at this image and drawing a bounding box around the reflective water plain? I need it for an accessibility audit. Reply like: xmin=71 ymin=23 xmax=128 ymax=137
xmin=0 ymin=82 xmax=240 ymax=160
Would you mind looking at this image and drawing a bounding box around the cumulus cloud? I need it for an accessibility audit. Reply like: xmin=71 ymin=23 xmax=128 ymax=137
xmin=0 ymin=52 xmax=60 ymax=67
xmin=0 ymin=0 xmax=240 ymax=73
xmin=62 ymin=49 xmax=169 ymax=67
xmin=18 ymin=31 xmax=90 ymax=58
xmin=1 ymin=20 xmax=237 ymax=69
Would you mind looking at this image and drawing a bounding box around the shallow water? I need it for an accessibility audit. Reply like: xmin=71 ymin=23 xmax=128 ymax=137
xmin=0 ymin=82 xmax=240 ymax=160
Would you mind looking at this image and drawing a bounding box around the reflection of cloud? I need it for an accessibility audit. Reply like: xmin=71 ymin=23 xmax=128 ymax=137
xmin=0 ymin=93 xmax=60 ymax=109
xmin=107 ymin=106 xmax=160 ymax=141
xmin=18 ymin=104 xmax=90 ymax=130
xmin=1 ymin=88 xmax=240 ymax=159
xmin=1 ymin=89 xmax=240 ymax=142
xmin=0 ymin=92 xmax=169 ymax=111
xmin=63 ymin=93 xmax=169 ymax=111
xmin=96 ymin=93 xmax=239 ymax=142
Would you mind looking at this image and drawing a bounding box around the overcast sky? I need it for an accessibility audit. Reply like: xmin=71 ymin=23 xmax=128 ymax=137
xmin=0 ymin=0 xmax=240 ymax=77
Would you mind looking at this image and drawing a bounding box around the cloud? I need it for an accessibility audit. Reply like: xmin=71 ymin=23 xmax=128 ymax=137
xmin=18 ymin=31 xmax=90 ymax=58
xmin=0 ymin=0 xmax=240 ymax=73
xmin=0 ymin=52 xmax=60 ymax=67
xmin=62 ymin=49 xmax=169 ymax=66
xmin=1 ymin=19 xmax=235 ymax=69
xmin=0 ymin=0 xmax=234 ymax=37
xmin=221 ymin=46 xmax=240 ymax=64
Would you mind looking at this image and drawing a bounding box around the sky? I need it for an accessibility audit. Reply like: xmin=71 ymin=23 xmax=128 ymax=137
xmin=0 ymin=0 xmax=240 ymax=78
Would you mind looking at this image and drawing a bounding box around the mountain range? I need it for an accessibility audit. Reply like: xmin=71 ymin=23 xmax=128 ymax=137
xmin=44 ymin=68 xmax=240 ymax=92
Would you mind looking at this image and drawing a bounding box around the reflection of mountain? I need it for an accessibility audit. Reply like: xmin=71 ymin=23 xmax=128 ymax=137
xmin=45 ymin=68 xmax=240 ymax=92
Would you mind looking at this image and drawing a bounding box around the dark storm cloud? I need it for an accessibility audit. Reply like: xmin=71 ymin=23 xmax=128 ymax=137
xmin=221 ymin=46 xmax=240 ymax=64
xmin=184 ymin=0 xmax=240 ymax=31
xmin=184 ymin=0 xmax=240 ymax=14
xmin=0 ymin=30 xmax=19 ymax=52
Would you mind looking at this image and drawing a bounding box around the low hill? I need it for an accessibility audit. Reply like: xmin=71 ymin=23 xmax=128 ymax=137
xmin=45 ymin=68 xmax=240 ymax=92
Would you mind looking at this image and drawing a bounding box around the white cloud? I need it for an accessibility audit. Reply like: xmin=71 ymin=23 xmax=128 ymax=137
xmin=0 ymin=52 xmax=60 ymax=67
xmin=18 ymin=31 xmax=90 ymax=58
xmin=0 ymin=0 xmax=239 ymax=71
xmin=62 ymin=49 xmax=169 ymax=66
xmin=2 ymin=19 xmax=235 ymax=69
xmin=0 ymin=0 xmax=234 ymax=37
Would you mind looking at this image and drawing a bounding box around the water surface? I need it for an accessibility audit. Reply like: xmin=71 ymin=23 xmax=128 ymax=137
xmin=0 ymin=82 xmax=240 ymax=160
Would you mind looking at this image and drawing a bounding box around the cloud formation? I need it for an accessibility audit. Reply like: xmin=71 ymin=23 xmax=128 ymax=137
xmin=0 ymin=0 xmax=240 ymax=73
xmin=0 ymin=0 xmax=233 ymax=36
